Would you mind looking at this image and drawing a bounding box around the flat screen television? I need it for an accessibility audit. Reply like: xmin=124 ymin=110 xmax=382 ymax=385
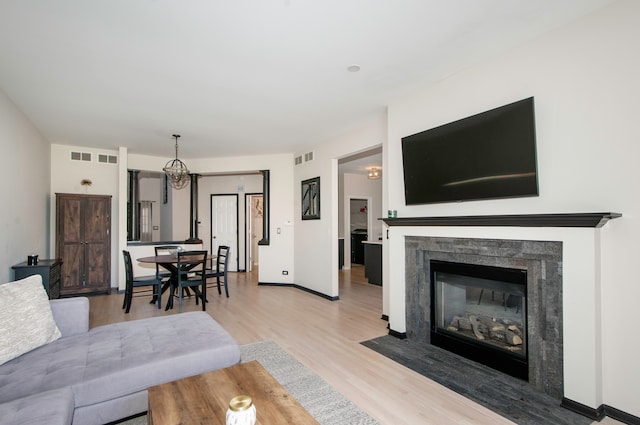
xmin=401 ymin=97 xmax=538 ymax=205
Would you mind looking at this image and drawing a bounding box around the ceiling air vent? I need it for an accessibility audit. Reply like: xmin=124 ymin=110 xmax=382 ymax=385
xmin=295 ymin=155 xmax=303 ymax=165
xmin=304 ymin=151 xmax=314 ymax=162
xmin=98 ymin=154 xmax=118 ymax=164
xmin=70 ymin=151 xmax=92 ymax=162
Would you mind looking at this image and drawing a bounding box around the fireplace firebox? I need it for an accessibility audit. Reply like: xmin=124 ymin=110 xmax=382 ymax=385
xmin=430 ymin=260 xmax=528 ymax=380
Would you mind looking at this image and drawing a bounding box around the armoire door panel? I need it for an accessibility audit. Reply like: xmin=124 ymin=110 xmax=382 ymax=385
xmin=84 ymin=198 xmax=110 ymax=242
xmin=86 ymin=243 xmax=109 ymax=287
xmin=60 ymin=198 xmax=83 ymax=242
xmin=59 ymin=243 xmax=83 ymax=292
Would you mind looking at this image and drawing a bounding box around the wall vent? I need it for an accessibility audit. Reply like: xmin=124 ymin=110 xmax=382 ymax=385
xmin=295 ymin=155 xmax=303 ymax=165
xmin=304 ymin=151 xmax=314 ymax=162
xmin=70 ymin=151 xmax=92 ymax=162
xmin=98 ymin=154 xmax=118 ymax=164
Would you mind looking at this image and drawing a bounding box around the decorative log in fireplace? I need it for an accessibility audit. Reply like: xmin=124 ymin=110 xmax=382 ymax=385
xmin=448 ymin=315 xmax=524 ymax=346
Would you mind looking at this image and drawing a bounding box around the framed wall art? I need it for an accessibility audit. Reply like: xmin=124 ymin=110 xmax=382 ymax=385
xmin=301 ymin=176 xmax=320 ymax=220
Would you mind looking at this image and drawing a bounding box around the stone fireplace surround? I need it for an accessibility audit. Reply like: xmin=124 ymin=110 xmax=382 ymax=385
xmin=383 ymin=213 xmax=623 ymax=420
xmin=404 ymin=236 xmax=563 ymax=398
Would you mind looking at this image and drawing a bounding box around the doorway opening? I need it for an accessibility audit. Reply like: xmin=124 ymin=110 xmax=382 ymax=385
xmin=245 ymin=193 xmax=263 ymax=272
xmin=349 ymin=198 xmax=370 ymax=266
xmin=338 ymin=147 xmax=382 ymax=272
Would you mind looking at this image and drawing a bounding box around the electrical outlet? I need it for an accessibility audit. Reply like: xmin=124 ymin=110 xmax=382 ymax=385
xmin=282 ymin=270 xmax=288 ymax=275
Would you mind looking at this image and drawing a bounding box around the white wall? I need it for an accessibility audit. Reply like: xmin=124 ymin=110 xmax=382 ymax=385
xmin=197 ymin=174 xmax=263 ymax=271
xmin=46 ymin=149 xmax=290 ymax=294
xmin=138 ymin=173 xmax=162 ymax=241
xmin=170 ymin=181 xmax=191 ymax=240
xmin=294 ymin=114 xmax=387 ymax=298
xmin=159 ymin=181 xmax=173 ymax=241
xmin=384 ymin=0 xmax=639 ymax=416
xmin=189 ymin=154 xmax=294 ymax=285
xmin=127 ymin=154 xmax=194 ymax=243
xmin=0 ymin=89 xmax=50 ymax=281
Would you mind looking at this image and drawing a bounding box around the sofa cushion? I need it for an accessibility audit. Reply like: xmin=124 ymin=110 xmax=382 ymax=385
xmin=0 ymin=387 xmax=74 ymax=425
xmin=0 ymin=311 xmax=240 ymax=408
xmin=0 ymin=275 xmax=61 ymax=366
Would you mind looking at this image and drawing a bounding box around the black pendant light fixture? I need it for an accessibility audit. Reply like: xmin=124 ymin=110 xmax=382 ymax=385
xmin=163 ymin=134 xmax=190 ymax=189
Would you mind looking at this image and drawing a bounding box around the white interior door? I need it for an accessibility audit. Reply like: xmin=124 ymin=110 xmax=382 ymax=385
xmin=211 ymin=194 xmax=238 ymax=271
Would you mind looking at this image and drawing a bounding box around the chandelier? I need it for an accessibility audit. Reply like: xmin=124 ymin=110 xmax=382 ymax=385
xmin=163 ymin=134 xmax=190 ymax=189
xmin=368 ymin=167 xmax=381 ymax=179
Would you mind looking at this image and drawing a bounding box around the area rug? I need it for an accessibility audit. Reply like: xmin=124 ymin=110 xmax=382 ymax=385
xmin=241 ymin=340 xmax=378 ymax=424
xmin=361 ymin=335 xmax=592 ymax=425
xmin=118 ymin=340 xmax=378 ymax=425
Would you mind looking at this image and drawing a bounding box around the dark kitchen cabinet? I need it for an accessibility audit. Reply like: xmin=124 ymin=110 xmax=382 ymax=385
xmin=363 ymin=242 xmax=382 ymax=286
xmin=351 ymin=229 xmax=367 ymax=265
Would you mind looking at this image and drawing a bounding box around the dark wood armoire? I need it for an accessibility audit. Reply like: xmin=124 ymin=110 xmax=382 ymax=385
xmin=55 ymin=193 xmax=112 ymax=296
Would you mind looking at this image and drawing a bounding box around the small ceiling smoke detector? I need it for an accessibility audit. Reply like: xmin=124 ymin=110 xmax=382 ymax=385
xmin=347 ymin=64 xmax=361 ymax=73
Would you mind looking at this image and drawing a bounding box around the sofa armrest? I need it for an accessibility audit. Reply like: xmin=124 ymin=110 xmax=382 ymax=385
xmin=50 ymin=297 xmax=89 ymax=337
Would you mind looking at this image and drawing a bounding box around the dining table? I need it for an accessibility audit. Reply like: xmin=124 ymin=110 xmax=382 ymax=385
xmin=137 ymin=253 xmax=216 ymax=310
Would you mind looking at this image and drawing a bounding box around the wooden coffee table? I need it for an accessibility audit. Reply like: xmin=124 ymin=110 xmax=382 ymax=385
xmin=148 ymin=360 xmax=320 ymax=425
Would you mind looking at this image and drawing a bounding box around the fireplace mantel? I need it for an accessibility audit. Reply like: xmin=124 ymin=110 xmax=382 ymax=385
xmin=381 ymin=212 xmax=621 ymax=228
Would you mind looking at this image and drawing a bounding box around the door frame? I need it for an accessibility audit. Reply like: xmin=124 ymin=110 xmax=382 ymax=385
xmin=210 ymin=193 xmax=240 ymax=272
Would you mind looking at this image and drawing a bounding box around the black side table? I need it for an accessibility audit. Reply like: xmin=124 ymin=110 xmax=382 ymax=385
xmin=12 ymin=259 xmax=63 ymax=299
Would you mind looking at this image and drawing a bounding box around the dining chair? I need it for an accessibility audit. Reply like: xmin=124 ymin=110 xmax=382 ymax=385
xmin=203 ymin=245 xmax=231 ymax=298
xmin=152 ymin=245 xmax=186 ymax=302
xmin=173 ymin=250 xmax=208 ymax=313
xmin=122 ymin=250 xmax=163 ymax=313
xmin=154 ymin=245 xmax=181 ymax=280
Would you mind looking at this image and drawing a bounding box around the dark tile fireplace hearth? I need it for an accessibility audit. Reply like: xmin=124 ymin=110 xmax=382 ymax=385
xmin=405 ymin=236 xmax=563 ymax=399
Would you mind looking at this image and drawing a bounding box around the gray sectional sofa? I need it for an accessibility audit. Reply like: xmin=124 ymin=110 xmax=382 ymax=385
xmin=0 ymin=296 xmax=241 ymax=425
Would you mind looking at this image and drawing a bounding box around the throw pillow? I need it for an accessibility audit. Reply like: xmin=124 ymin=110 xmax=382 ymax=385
xmin=0 ymin=274 xmax=62 ymax=366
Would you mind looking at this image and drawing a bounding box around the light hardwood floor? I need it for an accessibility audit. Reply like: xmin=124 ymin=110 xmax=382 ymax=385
xmin=90 ymin=266 xmax=615 ymax=425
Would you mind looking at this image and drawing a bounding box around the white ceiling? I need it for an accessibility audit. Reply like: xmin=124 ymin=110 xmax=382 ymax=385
xmin=0 ymin=0 xmax=612 ymax=160
xmin=339 ymin=147 xmax=382 ymax=175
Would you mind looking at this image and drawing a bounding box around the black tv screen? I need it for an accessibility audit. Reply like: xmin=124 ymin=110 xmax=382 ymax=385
xmin=401 ymin=97 xmax=538 ymax=205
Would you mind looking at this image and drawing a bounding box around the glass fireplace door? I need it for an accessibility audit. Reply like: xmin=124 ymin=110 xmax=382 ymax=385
xmin=430 ymin=260 xmax=528 ymax=379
